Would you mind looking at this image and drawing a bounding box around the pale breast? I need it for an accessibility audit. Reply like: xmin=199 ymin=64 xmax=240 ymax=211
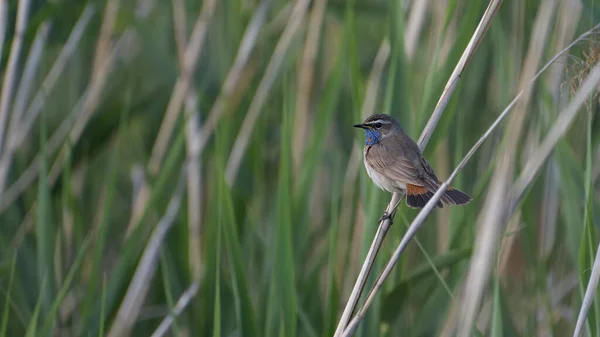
xmin=363 ymin=146 xmax=406 ymax=193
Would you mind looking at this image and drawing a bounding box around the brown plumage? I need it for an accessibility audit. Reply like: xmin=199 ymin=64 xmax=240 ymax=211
xmin=354 ymin=113 xmax=472 ymax=209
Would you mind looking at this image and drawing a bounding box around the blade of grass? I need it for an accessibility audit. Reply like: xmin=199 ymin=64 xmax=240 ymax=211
xmin=292 ymin=0 xmax=327 ymax=174
xmin=490 ymin=278 xmax=503 ymax=337
xmin=0 ymin=29 xmax=134 ymax=214
xmin=38 ymin=236 xmax=92 ymax=337
xmin=0 ymin=0 xmax=6 ymax=64
xmin=224 ymin=0 xmax=311 ymax=185
xmin=324 ymin=155 xmax=343 ymax=336
xmin=151 ymin=282 xmax=200 ymax=337
xmin=24 ymin=278 xmax=46 ymax=337
xmin=0 ymin=254 xmax=16 ymax=337
xmin=212 ymin=240 xmax=222 ymax=337
xmin=573 ymin=94 xmax=600 ymax=337
xmin=0 ymin=0 xmax=30 ymax=151
xmin=148 ymin=0 xmax=218 ymax=174
xmin=157 ymin=252 xmax=183 ymax=337
xmin=510 ymin=59 xmax=600 ymax=207
xmin=220 ymin=158 xmax=258 ymax=335
xmin=192 ymin=0 xmax=272 ymax=155
xmin=36 ymin=104 xmax=55 ymax=322
xmin=8 ymin=4 xmax=95 ymax=151
xmin=269 ymin=74 xmax=298 ymax=337
xmin=185 ymin=92 xmax=203 ymax=282
xmin=106 ymin=171 xmax=186 ymax=337
xmin=80 ymin=88 xmax=130 ymax=326
xmin=99 ymin=276 xmax=106 ymax=337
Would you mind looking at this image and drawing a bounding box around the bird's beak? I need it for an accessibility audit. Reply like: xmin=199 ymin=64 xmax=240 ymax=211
xmin=353 ymin=123 xmax=368 ymax=129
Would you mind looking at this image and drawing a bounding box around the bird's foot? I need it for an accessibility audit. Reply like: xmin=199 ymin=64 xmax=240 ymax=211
xmin=378 ymin=211 xmax=393 ymax=225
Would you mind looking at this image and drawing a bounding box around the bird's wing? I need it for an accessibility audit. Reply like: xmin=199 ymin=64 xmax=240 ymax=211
xmin=366 ymin=135 xmax=441 ymax=191
xmin=366 ymin=142 xmax=421 ymax=184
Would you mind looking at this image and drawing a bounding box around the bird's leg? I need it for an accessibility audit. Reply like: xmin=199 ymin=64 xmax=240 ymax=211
xmin=378 ymin=211 xmax=393 ymax=225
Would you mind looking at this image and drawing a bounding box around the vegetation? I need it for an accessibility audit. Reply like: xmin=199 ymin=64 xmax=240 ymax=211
xmin=1 ymin=0 xmax=600 ymax=336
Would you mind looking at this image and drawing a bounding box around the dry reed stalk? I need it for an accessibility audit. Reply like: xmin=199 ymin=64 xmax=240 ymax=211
xmin=128 ymin=0 xmax=216 ymax=235
xmin=456 ymin=1 xmax=557 ymax=335
xmin=334 ymin=1 xmax=503 ymax=335
xmin=404 ymin=0 xmax=429 ymax=60
xmin=191 ymin=0 xmax=272 ymax=157
xmin=490 ymin=0 xmax=558 ymax=291
xmin=224 ymin=0 xmax=311 ymax=186
xmin=107 ymin=169 xmax=187 ymax=337
xmin=292 ymin=0 xmax=327 ymax=175
xmin=171 ymin=0 xmax=187 ymax=66
xmin=92 ymin=0 xmax=120 ymax=82
xmin=0 ymin=29 xmax=134 ymax=213
xmin=0 ymin=0 xmax=7 ymax=64
xmin=147 ymin=0 xmax=218 ymax=175
xmin=9 ymin=5 xmax=95 ymax=150
xmin=574 ymin=243 xmax=600 ymax=337
xmin=536 ymin=0 xmax=581 ymax=275
xmin=0 ymin=0 xmax=30 ymax=152
xmin=150 ymin=281 xmax=200 ymax=337
xmin=47 ymin=30 xmax=137 ymax=183
xmin=0 ymin=5 xmax=95 ymax=212
xmin=185 ymin=93 xmax=203 ymax=281
xmin=0 ymin=21 xmax=50 ymax=203
xmin=9 ymin=22 xmax=50 ymax=141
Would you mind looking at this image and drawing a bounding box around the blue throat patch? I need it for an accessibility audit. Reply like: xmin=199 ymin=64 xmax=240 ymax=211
xmin=364 ymin=128 xmax=381 ymax=145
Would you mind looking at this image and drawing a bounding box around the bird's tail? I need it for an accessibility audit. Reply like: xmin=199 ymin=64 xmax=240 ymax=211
xmin=406 ymin=183 xmax=472 ymax=209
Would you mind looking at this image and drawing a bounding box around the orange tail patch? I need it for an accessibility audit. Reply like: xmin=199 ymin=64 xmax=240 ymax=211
xmin=406 ymin=183 xmax=427 ymax=195
xmin=405 ymin=183 xmax=443 ymax=209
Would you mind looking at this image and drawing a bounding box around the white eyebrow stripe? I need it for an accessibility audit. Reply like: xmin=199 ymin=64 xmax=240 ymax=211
xmin=367 ymin=119 xmax=390 ymax=124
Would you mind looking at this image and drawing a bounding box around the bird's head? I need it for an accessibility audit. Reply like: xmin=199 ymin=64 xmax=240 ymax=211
xmin=353 ymin=114 xmax=402 ymax=145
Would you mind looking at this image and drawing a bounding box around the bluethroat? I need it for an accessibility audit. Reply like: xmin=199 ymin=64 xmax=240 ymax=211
xmin=354 ymin=114 xmax=471 ymax=217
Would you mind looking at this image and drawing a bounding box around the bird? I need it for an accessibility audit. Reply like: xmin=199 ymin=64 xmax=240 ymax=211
xmin=354 ymin=113 xmax=471 ymax=221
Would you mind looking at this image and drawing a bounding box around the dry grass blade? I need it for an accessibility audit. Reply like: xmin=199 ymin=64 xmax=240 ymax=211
xmin=48 ymin=30 xmax=137 ymax=183
xmin=574 ymin=240 xmax=600 ymax=337
xmin=9 ymin=22 xmax=50 ymax=134
xmin=224 ymin=0 xmax=311 ymax=186
xmin=0 ymin=30 xmax=134 ymax=213
xmin=0 ymin=22 xmax=50 ymax=201
xmin=150 ymin=282 xmax=200 ymax=337
xmin=148 ymin=0 xmax=218 ymax=175
xmin=185 ymin=93 xmax=203 ymax=281
xmin=92 ymin=0 xmax=120 ymax=82
xmin=292 ymin=0 xmax=327 ymax=174
xmin=193 ymin=0 xmax=272 ymax=155
xmin=171 ymin=0 xmax=187 ymax=65
xmin=417 ymin=0 xmax=503 ymax=149
xmin=335 ymin=1 xmax=503 ymax=335
xmin=107 ymin=170 xmax=187 ymax=337
xmin=0 ymin=0 xmax=7 ymax=64
xmin=9 ymin=4 xmax=95 ymax=151
xmin=457 ymin=1 xmax=557 ymax=335
xmin=0 ymin=0 xmax=30 ymax=152
xmin=404 ymin=0 xmax=429 ymax=60
xmin=511 ymin=61 xmax=600 ymax=207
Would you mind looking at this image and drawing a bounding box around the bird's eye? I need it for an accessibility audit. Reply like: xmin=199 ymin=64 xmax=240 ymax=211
xmin=375 ymin=123 xmax=383 ymax=129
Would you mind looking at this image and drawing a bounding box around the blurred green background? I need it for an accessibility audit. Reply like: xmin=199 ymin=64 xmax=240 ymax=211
xmin=1 ymin=0 xmax=600 ymax=336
